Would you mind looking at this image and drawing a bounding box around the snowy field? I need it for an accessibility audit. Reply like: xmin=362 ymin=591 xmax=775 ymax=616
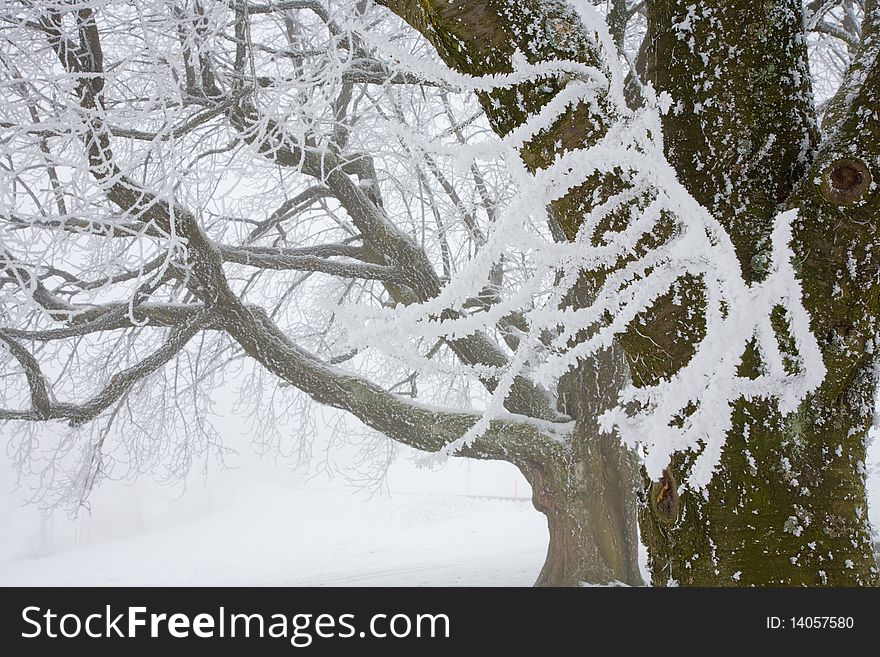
xmin=0 ymin=486 xmax=546 ymax=587
xmin=0 ymin=486 xmax=547 ymax=587
xmin=0 ymin=450 xmax=551 ymax=587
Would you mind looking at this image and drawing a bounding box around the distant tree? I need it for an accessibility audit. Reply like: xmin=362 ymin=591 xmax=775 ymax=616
xmin=1 ymin=0 xmax=877 ymax=586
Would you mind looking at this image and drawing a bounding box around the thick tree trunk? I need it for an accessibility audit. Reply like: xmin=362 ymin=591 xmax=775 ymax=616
xmin=378 ymin=0 xmax=880 ymax=585
xmin=639 ymin=390 xmax=878 ymax=586
xmin=520 ymin=339 xmax=642 ymax=586
xmin=524 ymin=423 xmax=642 ymax=587
xmin=634 ymin=0 xmax=880 ymax=585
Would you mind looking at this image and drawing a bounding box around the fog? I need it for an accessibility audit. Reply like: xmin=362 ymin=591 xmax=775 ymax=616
xmin=0 ymin=412 xmax=532 ymax=567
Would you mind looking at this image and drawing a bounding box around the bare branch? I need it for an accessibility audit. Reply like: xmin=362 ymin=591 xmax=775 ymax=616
xmin=4 ymin=214 xmax=164 ymax=238
xmin=0 ymin=330 xmax=52 ymax=418
xmin=813 ymin=19 xmax=861 ymax=47
xmin=219 ymin=244 xmax=404 ymax=281
xmin=222 ymin=304 xmax=569 ymax=464
xmin=0 ymin=312 xmax=209 ymax=425
xmin=245 ymin=186 xmax=332 ymax=243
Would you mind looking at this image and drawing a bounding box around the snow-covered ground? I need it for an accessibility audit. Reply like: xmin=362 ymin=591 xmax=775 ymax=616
xmin=0 ymin=453 xmax=549 ymax=586
xmin=0 ymin=487 xmax=547 ymax=586
xmin=0 ymin=484 xmax=548 ymax=586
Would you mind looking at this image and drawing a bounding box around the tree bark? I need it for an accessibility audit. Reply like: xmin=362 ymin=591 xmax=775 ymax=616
xmin=524 ymin=430 xmax=641 ymax=586
xmin=637 ymin=0 xmax=880 ymax=585
xmin=525 ymin=342 xmax=642 ymax=586
xmin=378 ymin=0 xmax=880 ymax=585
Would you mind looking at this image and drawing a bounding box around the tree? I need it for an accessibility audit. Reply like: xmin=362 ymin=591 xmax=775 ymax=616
xmin=0 ymin=0 xmax=877 ymax=587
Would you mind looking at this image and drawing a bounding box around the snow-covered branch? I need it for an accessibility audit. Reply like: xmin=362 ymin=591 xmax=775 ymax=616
xmin=0 ymin=1 xmax=572 ymax=490
xmin=218 ymin=244 xmax=403 ymax=281
xmin=0 ymin=312 xmax=208 ymax=424
xmin=368 ymin=0 xmax=829 ymax=486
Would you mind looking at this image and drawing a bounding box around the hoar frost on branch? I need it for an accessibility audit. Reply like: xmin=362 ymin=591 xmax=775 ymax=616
xmin=342 ymin=3 xmax=828 ymax=488
xmin=0 ymin=0 xmax=571 ymax=503
xmin=0 ymin=0 xmax=859 ymax=509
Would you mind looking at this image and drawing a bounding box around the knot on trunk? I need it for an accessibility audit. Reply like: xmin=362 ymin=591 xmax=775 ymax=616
xmin=650 ymin=468 xmax=679 ymax=526
xmin=820 ymin=158 xmax=871 ymax=205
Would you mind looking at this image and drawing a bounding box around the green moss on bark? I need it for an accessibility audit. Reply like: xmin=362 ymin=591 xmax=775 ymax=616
xmin=378 ymin=0 xmax=880 ymax=585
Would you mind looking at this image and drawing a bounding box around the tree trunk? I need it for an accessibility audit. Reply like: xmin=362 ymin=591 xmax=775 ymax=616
xmin=524 ymin=423 xmax=642 ymax=587
xmin=639 ymin=392 xmax=878 ymax=586
xmin=523 ymin=342 xmax=642 ymax=587
xmin=633 ymin=0 xmax=880 ymax=585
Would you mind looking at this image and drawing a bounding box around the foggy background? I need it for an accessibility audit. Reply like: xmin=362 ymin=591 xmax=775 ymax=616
xmin=0 ymin=379 xmax=546 ymax=586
